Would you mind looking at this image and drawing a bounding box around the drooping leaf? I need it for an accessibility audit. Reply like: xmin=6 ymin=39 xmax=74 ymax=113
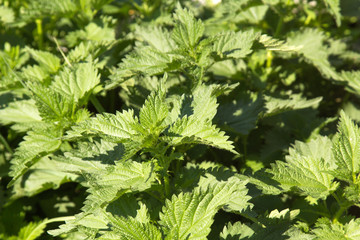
xmin=0 ymin=100 xmax=42 ymax=131
xmin=8 ymin=127 xmax=62 ymax=187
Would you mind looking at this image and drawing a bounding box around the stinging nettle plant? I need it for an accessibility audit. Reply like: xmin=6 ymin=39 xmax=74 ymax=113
xmin=1 ymin=0 xmax=360 ymax=239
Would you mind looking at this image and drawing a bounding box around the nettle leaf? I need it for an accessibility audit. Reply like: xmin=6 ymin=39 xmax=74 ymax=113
xmin=220 ymin=221 xmax=253 ymax=240
xmin=70 ymin=110 xmax=140 ymax=141
xmin=119 ymin=46 xmax=172 ymax=76
xmin=286 ymin=28 xmax=339 ymax=80
xmin=269 ymin=136 xmax=339 ymax=201
xmin=263 ymin=93 xmax=322 ymax=117
xmin=172 ymin=5 xmax=205 ymax=49
xmin=0 ymin=5 xmax=15 ymax=24
xmin=135 ymin=26 xmax=177 ymax=52
xmin=258 ymin=34 xmax=302 ymax=52
xmin=159 ymin=180 xmax=249 ymax=240
xmin=105 ymin=215 xmax=162 ymax=240
xmin=311 ymin=217 xmax=360 ymax=240
xmin=216 ymin=92 xmax=264 ymax=135
xmin=26 ymin=47 xmax=61 ymax=73
xmin=18 ymin=220 xmax=47 ymax=240
xmin=11 ymin=156 xmax=78 ymax=199
xmin=165 ymin=84 xmax=236 ymax=153
xmin=51 ymin=62 xmax=100 ymax=104
xmin=29 ymin=82 xmax=75 ymax=123
xmin=212 ymin=30 xmax=260 ymax=59
xmin=323 ymin=0 xmax=341 ymax=26
xmin=0 ymin=99 xmax=42 ymax=132
xmin=8 ymin=127 xmax=62 ymax=186
xmin=85 ymin=160 xmax=157 ymax=208
xmin=139 ymin=83 xmax=169 ymax=132
xmin=332 ymin=111 xmax=360 ymax=183
xmin=339 ymin=71 xmax=360 ymax=95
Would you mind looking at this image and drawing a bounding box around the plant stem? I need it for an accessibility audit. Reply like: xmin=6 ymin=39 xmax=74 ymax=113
xmin=45 ymin=216 xmax=75 ymax=224
xmin=0 ymin=133 xmax=13 ymax=154
xmin=163 ymin=173 xmax=170 ymax=198
xmin=90 ymin=95 xmax=105 ymax=113
xmin=35 ymin=18 xmax=43 ymax=50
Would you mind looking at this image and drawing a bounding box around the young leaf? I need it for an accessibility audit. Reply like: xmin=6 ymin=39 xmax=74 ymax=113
xmin=172 ymin=5 xmax=205 ymax=49
xmin=26 ymin=47 xmax=61 ymax=73
xmin=18 ymin=220 xmax=47 ymax=240
xmin=332 ymin=111 xmax=360 ymax=183
xmin=51 ymin=62 xmax=100 ymax=104
xmin=269 ymin=136 xmax=338 ymax=201
xmin=29 ymin=83 xmax=75 ymax=123
xmin=139 ymin=84 xmax=169 ymax=132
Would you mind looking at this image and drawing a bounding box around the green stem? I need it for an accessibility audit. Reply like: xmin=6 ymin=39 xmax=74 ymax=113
xmin=240 ymin=213 xmax=265 ymax=228
xmin=163 ymin=173 xmax=170 ymax=198
xmin=274 ymin=16 xmax=283 ymax=38
xmin=242 ymin=135 xmax=248 ymax=162
xmin=44 ymin=216 xmax=75 ymax=224
xmin=266 ymin=50 xmax=273 ymax=68
xmin=332 ymin=204 xmax=349 ymax=223
xmin=35 ymin=18 xmax=43 ymax=49
xmin=90 ymin=95 xmax=105 ymax=113
xmin=0 ymin=133 xmax=13 ymax=154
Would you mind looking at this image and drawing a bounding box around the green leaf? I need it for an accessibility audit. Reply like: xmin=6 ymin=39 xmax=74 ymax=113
xmin=0 ymin=100 xmax=42 ymax=131
xmin=18 ymin=220 xmax=47 ymax=240
xmin=119 ymin=47 xmax=172 ymax=76
xmin=216 ymin=92 xmax=264 ymax=135
xmin=172 ymin=5 xmax=205 ymax=49
xmin=166 ymin=116 xmax=236 ymax=153
xmin=135 ymin=26 xmax=176 ymax=52
xmin=323 ymin=0 xmax=342 ymax=26
xmin=85 ymin=160 xmax=157 ymax=207
xmin=11 ymin=156 xmax=78 ymax=199
xmin=0 ymin=6 xmax=15 ymax=24
xmin=269 ymin=136 xmax=338 ymax=201
xmin=51 ymin=62 xmax=100 ymax=104
xmin=339 ymin=71 xmax=360 ymax=95
xmin=105 ymin=216 xmax=162 ymax=240
xmin=264 ymin=92 xmax=322 ymax=117
xmin=212 ymin=30 xmax=260 ymax=59
xmin=26 ymin=47 xmax=61 ymax=73
xmin=139 ymin=83 xmax=169 ymax=132
xmin=220 ymin=222 xmax=253 ymax=240
xmin=159 ymin=180 xmax=248 ymax=239
xmin=8 ymin=127 xmax=62 ymax=186
xmin=332 ymin=111 xmax=360 ymax=183
xmin=69 ymin=110 xmax=140 ymax=141
xmin=258 ymin=34 xmax=302 ymax=52
xmin=312 ymin=218 xmax=360 ymax=240
xmin=286 ymin=29 xmax=339 ymax=80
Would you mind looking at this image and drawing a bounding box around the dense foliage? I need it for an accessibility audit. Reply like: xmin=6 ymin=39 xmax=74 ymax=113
xmin=1 ymin=0 xmax=360 ymax=239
